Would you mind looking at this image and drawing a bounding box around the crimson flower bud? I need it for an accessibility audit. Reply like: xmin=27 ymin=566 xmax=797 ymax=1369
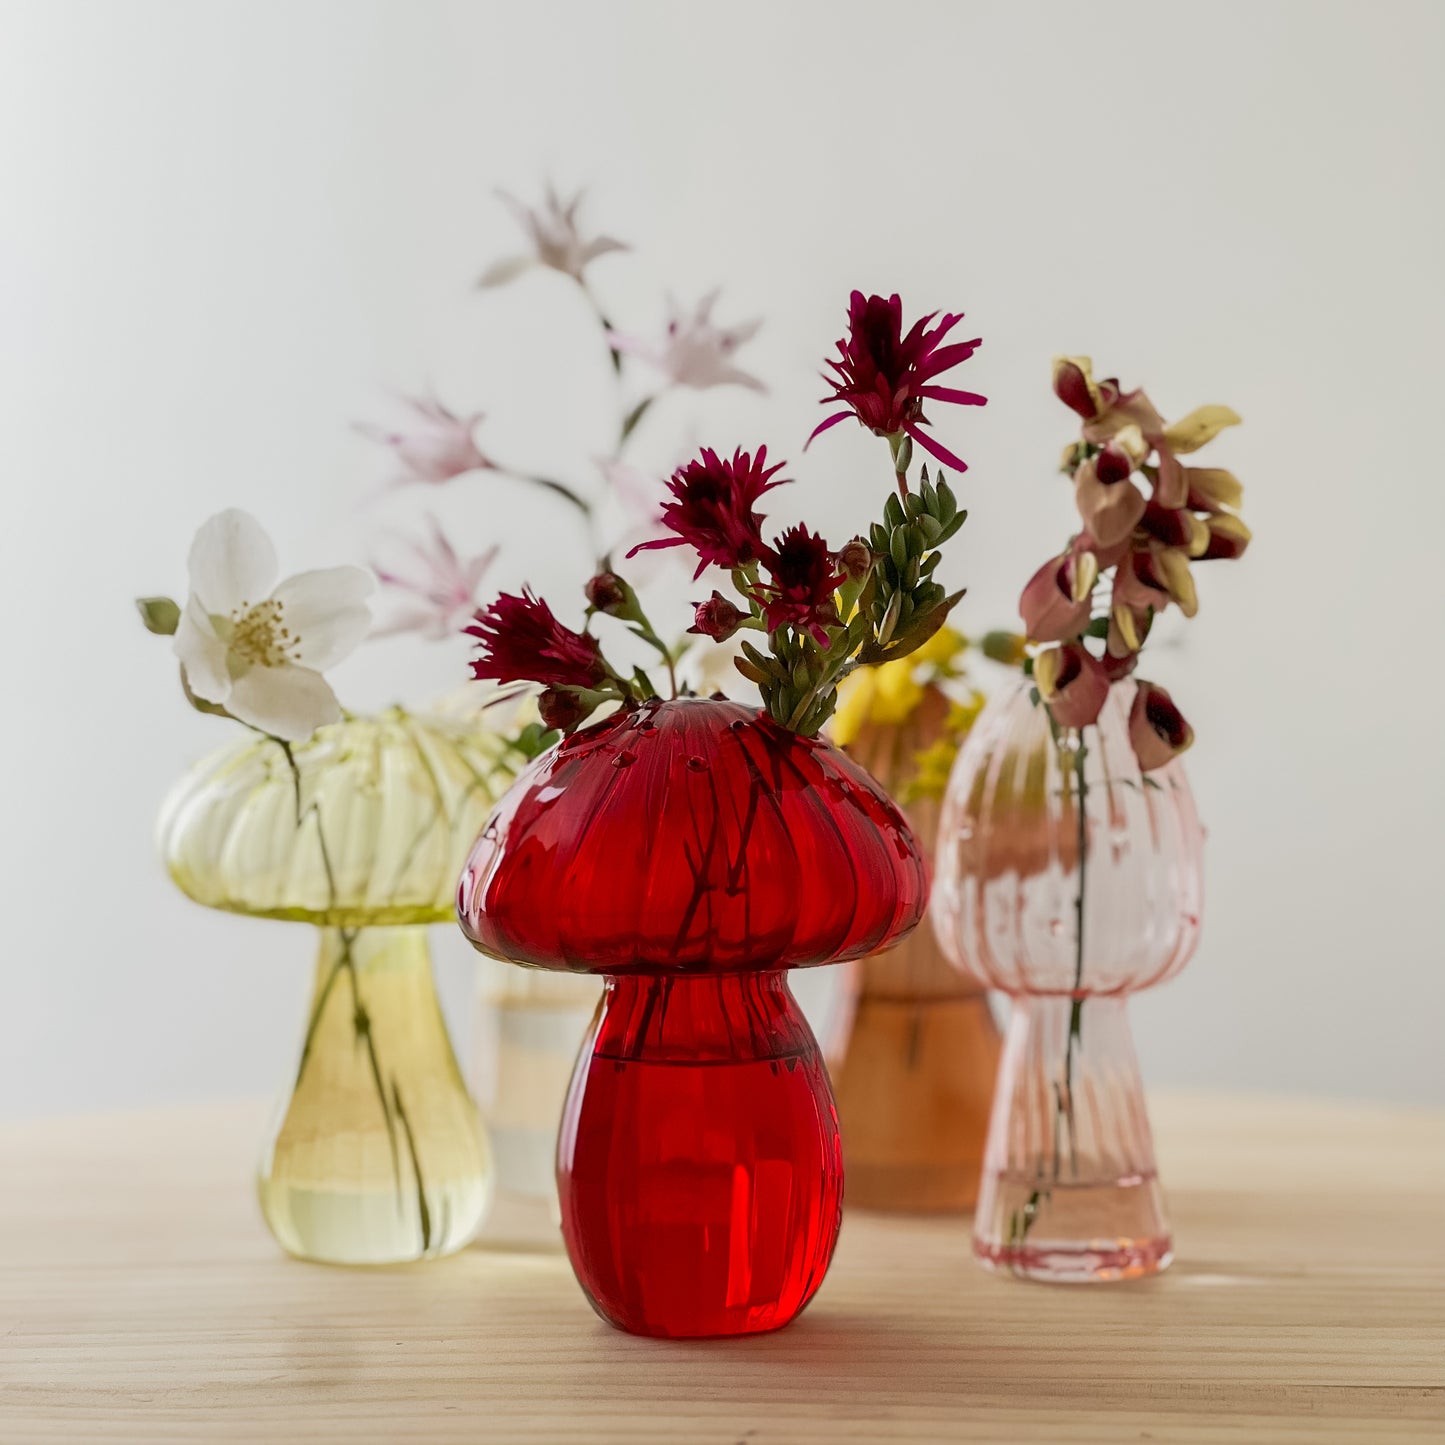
xmin=688 ymin=590 xmax=745 ymax=642
xmin=585 ymin=571 xmax=630 ymax=615
xmin=537 ymin=687 xmax=590 ymax=733
xmin=835 ymin=537 xmax=874 ymax=581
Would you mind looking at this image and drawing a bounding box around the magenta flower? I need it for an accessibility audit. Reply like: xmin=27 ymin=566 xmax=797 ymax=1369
xmin=609 ymin=290 xmax=765 ymax=392
xmin=372 ymin=518 xmax=497 ymax=641
xmin=752 ymin=525 xmax=845 ymax=646
xmin=355 ymin=396 xmax=492 ymax=487
xmin=465 ymin=589 xmax=607 ymax=691
xmin=807 ymin=291 xmax=985 ymax=470
xmin=627 ymin=446 xmax=788 ymax=578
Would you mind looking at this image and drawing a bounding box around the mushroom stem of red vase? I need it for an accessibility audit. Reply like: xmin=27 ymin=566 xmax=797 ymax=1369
xmin=555 ymin=971 xmax=843 ymax=1338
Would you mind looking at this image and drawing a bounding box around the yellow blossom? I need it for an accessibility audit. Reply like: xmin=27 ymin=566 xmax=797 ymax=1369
xmin=830 ymin=626 xmax=971 ymax=746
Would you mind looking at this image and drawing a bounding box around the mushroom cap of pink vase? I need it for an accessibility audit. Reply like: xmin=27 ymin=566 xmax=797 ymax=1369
xmin=929 ymin=676 xmax=1204 ymax=997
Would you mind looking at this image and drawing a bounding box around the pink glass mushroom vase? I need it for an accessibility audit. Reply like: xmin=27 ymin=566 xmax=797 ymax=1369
xmin=457 ymin=696 xmax=927 ymax=1338
xmin=930 ymin=677 xmax=1204 ymax=1282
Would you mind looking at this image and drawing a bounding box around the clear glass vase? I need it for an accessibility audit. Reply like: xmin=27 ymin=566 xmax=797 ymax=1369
xmin=931 ymin=677 xmax=1203 ymax=1281
xmin=159 ymin=707 xmax=518 ymax=1263
xmin=468 ymin=958 xmax=601 ymax=1246
xmin=259 ymin=926 xmax=493 ymax=1264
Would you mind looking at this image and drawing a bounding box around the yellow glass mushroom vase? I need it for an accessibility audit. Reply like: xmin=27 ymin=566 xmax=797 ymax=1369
xmin=159 ymin=708 xmax=516 ymax=1265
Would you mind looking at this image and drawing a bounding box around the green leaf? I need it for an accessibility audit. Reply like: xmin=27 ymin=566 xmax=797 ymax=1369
xmin=136 ymin=596 xmax=181 ymax=636
xmin=619 ymin=395 xmax=654 ymax=443
xmin=1084 ymin=616 xmax=1110 ymax=639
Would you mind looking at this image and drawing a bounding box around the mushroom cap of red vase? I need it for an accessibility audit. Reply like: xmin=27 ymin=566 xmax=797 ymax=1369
xmin=457 ymin=695 xmax=927 ymax=973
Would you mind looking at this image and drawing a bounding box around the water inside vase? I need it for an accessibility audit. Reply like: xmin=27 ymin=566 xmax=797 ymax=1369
xmin=557 ymin=973 xmax=842 ymax=1338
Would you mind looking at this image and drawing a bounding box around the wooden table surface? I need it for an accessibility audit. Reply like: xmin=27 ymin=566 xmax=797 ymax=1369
xmin=1 ymin=1095 xmax=1441 ymax=1444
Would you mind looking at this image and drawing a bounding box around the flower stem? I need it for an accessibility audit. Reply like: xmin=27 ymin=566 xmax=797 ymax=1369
xmin=502 ymin=468 xmax=594 ymax=519
xmin=1063 ymin=733 xmax=1089 ymax=1176
xmin=271 ymin=735 xmax=416 ymax=1243
xmin=579 ymin=277 xmax=623 ymax=375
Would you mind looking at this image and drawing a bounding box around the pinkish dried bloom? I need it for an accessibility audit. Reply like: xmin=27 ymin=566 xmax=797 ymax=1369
xmin=1073 ymin=456 xmax=1148 ymax=550
xmin=1128 ymin=681 xmax=1194 ymax=771
xmin=1034 ymin=641 xmax=1111 ymax=730
xmin=1019 ymin=553 xmax=1093 ymax=643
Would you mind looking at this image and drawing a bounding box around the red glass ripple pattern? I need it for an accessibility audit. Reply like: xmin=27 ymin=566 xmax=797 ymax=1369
xmin=455 ymin=696 xmax=926 ymax=1338
xmin=557 ymin=972 xmax=842 ymax=1338
xmin=457 ymin=697 xmax=927 ymax=974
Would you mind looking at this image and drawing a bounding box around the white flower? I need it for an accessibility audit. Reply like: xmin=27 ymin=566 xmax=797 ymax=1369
xmin=477 ymin=185 xmax=628 ymax=288
xmin=372 ymin=517 xmax=497 ymax=641
xmin=609 ymin=290 xmax=765 ymax=392
xmin=174 ymin=510 xmax=375 ymax=741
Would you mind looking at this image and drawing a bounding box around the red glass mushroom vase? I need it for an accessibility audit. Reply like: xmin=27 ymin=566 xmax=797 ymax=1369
xmin=457 ymin=696 xmax=926 ymax=1339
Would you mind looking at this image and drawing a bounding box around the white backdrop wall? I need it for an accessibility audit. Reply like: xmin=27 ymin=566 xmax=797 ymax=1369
xmin=2 ymin=0 xmax=1442 ymax=1117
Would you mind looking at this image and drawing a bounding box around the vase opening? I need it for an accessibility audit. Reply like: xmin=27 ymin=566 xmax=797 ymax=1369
xmin=556 ymin=970 xmax=843 ymax=1338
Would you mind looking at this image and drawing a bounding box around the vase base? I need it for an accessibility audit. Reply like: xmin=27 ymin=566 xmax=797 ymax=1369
xmin=586 ymin=1293 xmax=813 ymax=1340
xmin=258 ymin=1178 xmax=491 ymax=1266
xmin=973 ymin=1163 xmax=1172 ymax=1283
xmin=973 ymin=1231 xmax=1173 ymax=1282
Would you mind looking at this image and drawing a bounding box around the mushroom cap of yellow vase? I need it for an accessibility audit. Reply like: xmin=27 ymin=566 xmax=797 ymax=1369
xmin=158 ymin=707 xmax=518 ymax=928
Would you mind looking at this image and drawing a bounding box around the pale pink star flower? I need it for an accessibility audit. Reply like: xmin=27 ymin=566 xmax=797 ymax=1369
xmin=372 ymin=518 xmax=498 ymax=641
xmin=354 ymin=396 xmax=492 ymax=488
xmin=477 ymin=185 xmax=628 ymax=288
xmin=609 ymin=290 xmax=766 ymax=392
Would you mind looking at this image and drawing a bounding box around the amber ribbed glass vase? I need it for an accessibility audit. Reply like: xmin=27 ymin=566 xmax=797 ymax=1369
xmin=931 ymin=678 xmax=1203 ymax=1281
xmin=833 ymin=687 xmax=1002 ymax=1212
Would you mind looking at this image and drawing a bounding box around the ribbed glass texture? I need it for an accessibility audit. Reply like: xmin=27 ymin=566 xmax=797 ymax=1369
xmin=458 ymin=697 xmax=924 ymax=1336
xmin=160 ymin=708 xmax=517 ymax=1263
xmin=259 ymin=927 xmax=493 ymax=1264
xmin=932 ymin=678 xmax=1203 ymax=997
xmin=557 ymin=972 xmax=841 ymax=1338
xmin=930 ymin=678 xmax=1204 ymax=1280
xmin=160 ymin=707 xmax=516 ymax=927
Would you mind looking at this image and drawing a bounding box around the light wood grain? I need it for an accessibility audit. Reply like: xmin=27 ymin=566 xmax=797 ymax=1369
xmin=1 ymin=1095 xmax=1441 ymax=1443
